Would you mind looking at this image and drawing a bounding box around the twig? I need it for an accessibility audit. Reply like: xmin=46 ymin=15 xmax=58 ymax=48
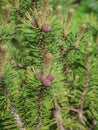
xmin=59 ymin=103 xmax=78 ymax=113
xmin=79 ymin=48 xmax=90 ymax=123
xmin=10 ymin=60 xmax=27 ymax=69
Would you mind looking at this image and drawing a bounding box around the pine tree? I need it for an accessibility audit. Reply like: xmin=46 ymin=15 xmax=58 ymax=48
xmin=0 ymin=0 xmax=98 ymax=130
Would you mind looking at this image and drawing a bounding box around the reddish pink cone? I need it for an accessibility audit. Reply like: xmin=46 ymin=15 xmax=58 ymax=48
xmin=35 ymin=72 xmax=42 ymax=80
xmin=42 ymin=78 xmax=51 ymax=87
xmin=41 ymin=23 xmax=51 ymax=32
xmin=47 ymin=74 xmax=54 ymax=81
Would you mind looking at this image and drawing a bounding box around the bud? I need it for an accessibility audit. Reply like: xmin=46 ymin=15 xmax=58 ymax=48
xmin=42 ymin=0 xmax=49 ymax=14
xmin=49 ymin=8 xmax=53 ymax=14
xmin=81 ymin=24 xmax=87 ymax=29
xmin=43 ymin=53 xmax=52 ymax=79
xmin=15 ymin=0 xmax=19 ymax=9
xmin=57 ymin=5 xmax=62 ymax=16
xmin=68 ymin=8 xmax=74 ymax=15
xmin=42 ymin=78 xmax=51 ymax=87
xmin=57 ymin=5 xmax=62 ymax=11
xmin=6 ymin=5 xmax=10 ymax=11
xmin=47 ymin=74 xmax=54 ymax=81
xmin=64 ymin=8 xmax=74 ymax=36
xmin=31 ymin=19 xmax=38 ymax=28
xmin=74 ymin=24 xmax=87 ymax=47
xmin=3 ymin=6 xmax=10 ymax=26
xmin=48 ymin=8 xmax=53 ymax=19
xmin=41 ymin=23 xmax=51 ymax=32
xmin=46 ymin=53 xmax=52 ymax=59
xmin=1 ymin=45 xmax=8 ymax=52
xmin=35 ymin=72 xmax=42 ymax=80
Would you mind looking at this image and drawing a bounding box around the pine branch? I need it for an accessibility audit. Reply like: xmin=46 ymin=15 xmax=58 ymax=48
xmin=59 ymin=102 xmax=88 ymax=127
xmin=52 ymin=96 xmax=65 ymax=130
xmin=78 ymin=44 xmax=90 ymax=124
xmin=53 ymin=108 xmax=65 ymax=130
xmin=0 ymin=79 xmax=26 ymax=130
xmin=61 ymin=24 xmax=87 ymax=58
xmin=35 ymin=86 xmax=45 ymax=130
xmin=60 ymin=24 xmax=87 ymax=93
xmin=80 ymin=54 xmax=90 ymax=111
xmin=9 ymin=106 xmax=26 ymax=130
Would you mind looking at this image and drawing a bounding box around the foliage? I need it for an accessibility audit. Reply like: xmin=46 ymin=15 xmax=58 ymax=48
xmin=0 ymin=0 xmax=98 ymax=130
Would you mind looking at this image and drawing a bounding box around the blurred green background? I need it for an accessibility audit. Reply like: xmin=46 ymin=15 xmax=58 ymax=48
xmin=51 ymin=0 xmax=98 ymax=14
